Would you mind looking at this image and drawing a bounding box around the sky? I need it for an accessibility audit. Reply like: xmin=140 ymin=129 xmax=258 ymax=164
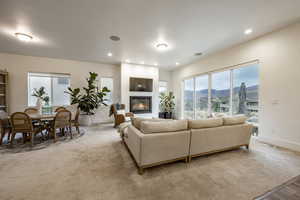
xmin=184 ymin=64 xmax=259 ymax=90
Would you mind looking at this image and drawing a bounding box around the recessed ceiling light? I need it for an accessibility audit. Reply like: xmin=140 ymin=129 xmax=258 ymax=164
xmin=125 ymin=59 xmax=130 ymax=63
xmin=176 ymin=62 xmax=180 ymax=66
xmin=107 ymin=52 xmax=113 ymax=57
xmin=244 ymin=29 xmax=253 ymax=35
xmin=15 ymin=32 xmax=33 ymax=42
xmin=141 ymin=61 xmax=145 ymax=65
xmin=154 ymin=63 xmax=158 ymax=66
xmin=110 ymin=35 xmax=120 ymax=41
xmin=156 ymin=43 xmax=168 ymax=51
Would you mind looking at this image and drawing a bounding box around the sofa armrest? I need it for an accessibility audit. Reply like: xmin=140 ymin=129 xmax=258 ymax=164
xmin=140 ymin=130 xmax=190 ymax=166
xmin=124 ymin=125 xmax=144 ymax=165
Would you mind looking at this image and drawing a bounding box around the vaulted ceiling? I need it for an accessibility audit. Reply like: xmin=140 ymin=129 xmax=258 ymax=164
xmin=1 ymin=0 xmax=300 ymax=69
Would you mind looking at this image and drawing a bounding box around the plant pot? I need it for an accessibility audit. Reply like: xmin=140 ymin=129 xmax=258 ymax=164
xmin=79 ymin=114 xmax=93 ymax=126
xmin=159 ymin=112 xmax=172 ymax=119
xmin=165 ymin=112 xmax=172 ymax=119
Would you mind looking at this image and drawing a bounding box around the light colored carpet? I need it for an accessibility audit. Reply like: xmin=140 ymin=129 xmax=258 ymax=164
xmin=1 ymin=123 xmax=300 ymax=200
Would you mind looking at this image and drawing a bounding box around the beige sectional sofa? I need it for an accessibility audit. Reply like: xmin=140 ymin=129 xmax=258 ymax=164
xmin=124 ymin=119 xmax=190 ymax=174
xmin=123 ymin=116 xmax=253 ymax=174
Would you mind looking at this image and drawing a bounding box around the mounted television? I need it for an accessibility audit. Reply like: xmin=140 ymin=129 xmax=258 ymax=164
xmin=130 ymin=77 xmax=153 ymax=92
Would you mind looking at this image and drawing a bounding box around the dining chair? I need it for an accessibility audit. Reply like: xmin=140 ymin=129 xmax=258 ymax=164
xmin=55 ymin=106 xmax=66 ymax=112
xmin=10 ymin=112 xmax=43 ymax=147
xmin=50 ymin=110 xmax=72 ymax=142
xmin=24 ymin=107 xmax=39 ymax=114
xmin=0 ymin=111 xmax=11 ymax=145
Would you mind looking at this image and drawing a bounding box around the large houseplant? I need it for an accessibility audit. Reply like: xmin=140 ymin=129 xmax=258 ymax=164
xmin=159 ymin=92 xmax=175 ymax=119
xmin=65 ymin=72 xmax=110 ymax=125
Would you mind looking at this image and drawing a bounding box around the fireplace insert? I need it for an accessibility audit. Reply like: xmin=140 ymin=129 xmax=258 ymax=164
xmin=130 ymin=96 xmax=152 ymax=114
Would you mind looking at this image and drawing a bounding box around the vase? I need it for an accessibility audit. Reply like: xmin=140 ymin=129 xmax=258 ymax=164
xmin=36 ymin=98 xmax=43 ymax=114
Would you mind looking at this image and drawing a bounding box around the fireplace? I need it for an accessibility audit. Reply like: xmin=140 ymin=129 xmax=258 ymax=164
xmin=130 ymin=96 xmax=152 ymax=114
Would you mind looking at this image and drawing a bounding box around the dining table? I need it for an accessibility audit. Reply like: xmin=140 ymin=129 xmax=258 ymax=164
xmin=27 ymin=113 xmax=56 ymax=120
xmin=7 ymin=113 xmax=57 ymax=121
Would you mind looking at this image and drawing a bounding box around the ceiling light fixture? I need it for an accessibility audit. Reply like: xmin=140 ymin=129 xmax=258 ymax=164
xmin=156 ymin=43 xmax=168 ymax=51
xmin=141 ymin=61 xmax=145 ymax=65
xmin=176 ymin=62 xmax=180 ymax=66
xmin=15 ymin=32 xmax=33 ymax=42
xmin=244 ymin=29 xmax=253 ymax=35
xmin=110 ymin=35 xmax=120 ymax=41
xmin=195 ymin=52 xmax=203 ymax=56
xmin=125 ymin=59 xmax=130 ymax=63
xmin=154 ymin=63 xmax=158 ymax=66
xmin=107 ymin=52 xmax=113 ymax=57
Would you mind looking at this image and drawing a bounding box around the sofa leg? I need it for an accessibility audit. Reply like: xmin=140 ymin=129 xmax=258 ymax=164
xmin=245 ymin=144 xmax=249 ymax=150
xmin=184 ymin=157 xmax=189 ymax=163
xmin=138 ymin=167 xmax=144 ymax=175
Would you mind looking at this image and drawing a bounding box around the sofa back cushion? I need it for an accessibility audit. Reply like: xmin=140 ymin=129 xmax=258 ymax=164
xmin=188 ymin=118 xmax=223 ymax=129
xmin=140 ymin=120 xmax=188 ymax=134
xmin=223 ymin=115 xmax=247 ymax=125
xmin=131 ymin=117 xmax=172 ymax=130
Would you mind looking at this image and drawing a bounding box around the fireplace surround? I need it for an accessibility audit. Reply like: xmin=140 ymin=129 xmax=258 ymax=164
xmin=130 ymin=96 xmax=152 ymax=114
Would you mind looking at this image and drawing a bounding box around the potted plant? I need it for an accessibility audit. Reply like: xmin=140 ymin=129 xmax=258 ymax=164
xmin=159 ymin=92 xmax=175 ymax=119
xmin=65 ymin=72 xmax=110 ymax=126
xmin=32 ymin=87 xmax=50 ymax=112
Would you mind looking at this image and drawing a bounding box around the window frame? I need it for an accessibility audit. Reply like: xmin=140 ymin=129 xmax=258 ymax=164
xmin=27 ymin=72 xmax=71 ymax=106
xmin=181 ymin=60 xmax=259 ymax=119
xmin=99 ymin=77 xmax=114 ymax=105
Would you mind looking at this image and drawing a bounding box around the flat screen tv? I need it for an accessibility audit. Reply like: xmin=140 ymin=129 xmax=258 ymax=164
xmin=130 ymin=77 xmax=153 ymax=92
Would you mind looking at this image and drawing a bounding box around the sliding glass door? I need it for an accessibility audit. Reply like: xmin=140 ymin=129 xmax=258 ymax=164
xmin=183 ymin=78 xmax=194 ymax=119
xmin=195 ymin=75 xmax=209 ymax=119
xmin=182 ymin=62 xmax=259 ymax=122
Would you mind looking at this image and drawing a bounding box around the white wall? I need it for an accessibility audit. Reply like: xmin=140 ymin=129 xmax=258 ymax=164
xmin=171 ymin=22 xmax=300 ymax=151
xmin=121 ymin=63 xmax=159 ymax=117
xmin=0 ymin=53 xmax=120 ymax=122
xmin=159 ymin=69 xmax=172 ymax=92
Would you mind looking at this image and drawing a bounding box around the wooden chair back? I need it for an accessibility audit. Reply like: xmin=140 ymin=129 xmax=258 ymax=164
xmin=110 ymin=104 xmax=126 ymax=117
xmin=24 ymin=107 xmax=39 ymax=115
xmin=10 ymin=112 xmax=33 ymax=132
xmin=54 ymin=110 xmax=71 ymax=129
xmin=0 ymin=111 xmax=9 ymax=127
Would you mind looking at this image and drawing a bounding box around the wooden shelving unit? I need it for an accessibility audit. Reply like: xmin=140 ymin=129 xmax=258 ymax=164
xmin=0 ymin=70 xmax=8 ymax=113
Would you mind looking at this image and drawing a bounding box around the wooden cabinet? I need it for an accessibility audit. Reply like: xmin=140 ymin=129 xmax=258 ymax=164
xmin=0 ymin=70 xmax=8 ymax=112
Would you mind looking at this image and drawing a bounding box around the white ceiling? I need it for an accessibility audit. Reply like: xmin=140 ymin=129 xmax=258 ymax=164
xmin=1 ymin=0 xmax=300 ymax=69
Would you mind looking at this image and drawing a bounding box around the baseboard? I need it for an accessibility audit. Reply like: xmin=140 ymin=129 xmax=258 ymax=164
xmin=257 ymin=136 xmax=300 ymax=152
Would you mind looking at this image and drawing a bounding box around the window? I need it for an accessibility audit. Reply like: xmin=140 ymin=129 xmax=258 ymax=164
xmin=211 ymin=70 xmax=230 ymax=114
xmin=159 ymin=81 xmax=168 ymax=94
xmin=182 ymin=62 xmax=259 ymax=122
xmin=183 ymin=78 xmax=194 ymax=119
xmin=195 ymin=75 xmax=209 ymax=119
xmin=28 ymin=73 xmax=70 ymax=106
xmin=100 ymin=77 xmax=113 ymax=104
xmin=232 ymin=64 xmax=259 ymax=122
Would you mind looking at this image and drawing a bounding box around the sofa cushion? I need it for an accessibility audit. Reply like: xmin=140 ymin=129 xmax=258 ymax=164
xmin=223 ymin=115 xmax=247 ymax=125
xmin=188 ymin=118 xmax=223 ymax=129
xmin=140 ymin=120 xmax=188 ymax=134
xmin=131 ymin=117 xmax=172 ymax=130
